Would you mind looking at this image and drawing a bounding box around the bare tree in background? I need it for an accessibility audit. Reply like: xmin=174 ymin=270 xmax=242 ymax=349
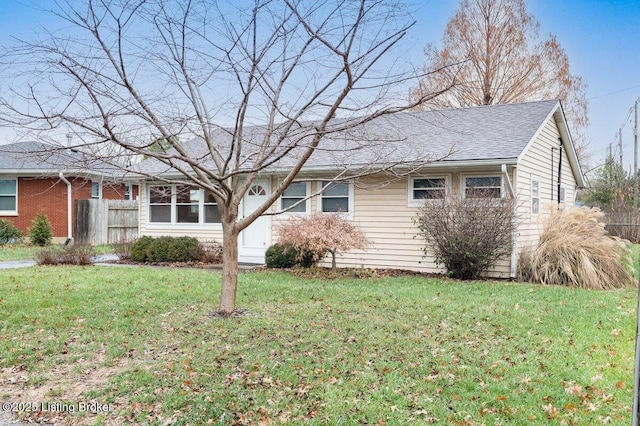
xmin=412 ymin=0 xmax=589 ymax=162
xmin=0 ymin=0 xmax=452 ymax=315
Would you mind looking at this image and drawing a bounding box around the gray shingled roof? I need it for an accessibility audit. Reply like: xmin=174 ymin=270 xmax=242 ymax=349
xmin=128 ymin=100 xmax=569 ymax=176
xmin=0 ymin=141 xmax=125 ymax=177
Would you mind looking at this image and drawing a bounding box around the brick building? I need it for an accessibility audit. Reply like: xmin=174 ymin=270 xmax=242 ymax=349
xmin=0 ymin=141 xmax=137 ymax=242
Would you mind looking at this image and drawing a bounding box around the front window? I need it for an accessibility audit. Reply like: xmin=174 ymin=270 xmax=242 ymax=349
xmin=204 ymin=191 xmax=221 ymax=223
xmin=176 ymin=185 xmax=199 ymax=223
xmin=281 ymin=182 xmax=308 ymax=213
xmin=464 ymin=176 xmax=502 ymax=198
xmin=148 ymin=184 xmax=222 ymax=225
xmin=0 ymin=179 xmax=17 ymax=213
xmin=321 ymin=181 xmax=350 ymax=213
xmin=412 ymin=177 xmax=446 ymax=202
xmin=149 ymin=186 xmax=172 ymax=223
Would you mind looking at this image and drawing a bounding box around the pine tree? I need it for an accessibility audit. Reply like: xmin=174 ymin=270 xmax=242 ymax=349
xmin=29 ymin=213 xmax=53 ymax=246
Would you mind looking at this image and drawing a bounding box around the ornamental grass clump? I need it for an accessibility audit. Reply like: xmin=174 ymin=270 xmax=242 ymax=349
xmin=518 ymin=206 xmax=634 ymax=290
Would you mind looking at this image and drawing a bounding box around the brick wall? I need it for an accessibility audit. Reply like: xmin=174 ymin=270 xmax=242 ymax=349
xmin=0 ymin=177 xmax=133 ymax=239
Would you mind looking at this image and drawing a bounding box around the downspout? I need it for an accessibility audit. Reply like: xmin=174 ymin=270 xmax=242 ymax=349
xmin=557 ymin=137 xmax=563 ymax=205
xmin=501 ymin=164 xmax=516 ymax=279
xmin=58 ymin=172 xmax=73 ymax=245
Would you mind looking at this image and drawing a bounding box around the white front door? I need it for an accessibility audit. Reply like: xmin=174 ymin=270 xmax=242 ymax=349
xmin=239 ymin=180 xmax=271 ymax=263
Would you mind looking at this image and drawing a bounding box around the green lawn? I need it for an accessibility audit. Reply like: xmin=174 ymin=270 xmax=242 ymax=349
xmin=0 ymin=244 xmax=113 ymax=261
xmin=0 ymin=266 xmax=637 ymax=425
xmin=0 ymin=244 xmax=42 ymax=261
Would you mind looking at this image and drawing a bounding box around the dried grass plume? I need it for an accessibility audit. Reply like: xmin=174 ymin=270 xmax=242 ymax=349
xmin=518 ymin=206 xmax=634 ymax=290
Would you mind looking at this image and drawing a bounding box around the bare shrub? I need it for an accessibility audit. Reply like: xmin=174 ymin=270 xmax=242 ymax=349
xmin=415 ymin=193 xmax=517 ymax=280
xmin=112 ymin=240 xmax=133 ymax=260
xmin=277 ymin=214 xmax=370 ymax=272
xmin=200 ymin=239 xmax=223 ymax=264
xmin=63 ymin=244 xmax=96 ymax=265
xmin=35 ymin=244 xmax=95 ymax=265
xmin=35 ymin=246 xmax=65 ymax=265
xmin=518 ymin=206 xmax=634 ymax=290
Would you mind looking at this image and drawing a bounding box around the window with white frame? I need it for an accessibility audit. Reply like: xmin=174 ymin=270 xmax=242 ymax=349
xmin=125 ymin=184 xmax=132 ymax=200
xmin=0 ymin=179 xmax=17 ymax=214
xmin=531 ymin=176 xmax=540 ymax=215
xmin=464 ymin=175 xmax=502 ymax=198
xmin=559 ymin=186 xmax=566 ymax=203
xmin=204 ymin=191 xmax=222 ymax=223
xmin=320 ymin=181 xmax=350 ymax=213
xmin=410 ymin=177 xmax=447 ymax=205
xmin=91 ymin=181 xmax=101 ymax=199
xmin=280 ymin=182 xmax=309 ymax=213
xmin=148 ymin=184 xmax=222 ymax=225
xmin=149 ymin=185 xmax=172 ymax=223
xmin=176 ymin=185 xmax=199 ymax=223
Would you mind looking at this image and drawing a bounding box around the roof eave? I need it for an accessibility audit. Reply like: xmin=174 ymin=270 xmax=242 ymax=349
xmin=0 ymin=169 xmax=123 ymax=179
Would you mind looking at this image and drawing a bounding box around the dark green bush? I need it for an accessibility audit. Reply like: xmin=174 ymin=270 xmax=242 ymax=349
xmin=134 ymin=236 xmax=204 ymax=263
xmin=147 ymin=236 xmax=174 ymax=263
xmin=0 ymin=219 xmax=22 ymax=244
xmin=265 ymin=243 xmax=320 ymax=269
xmin=297 ymin=248 xmax=321 ymax=268
xmin=167 ymin=236 xmax=203 ymax=262
xmin=29 ymin=213 xmax=53 ymax=246
xmin=265 ymin=243 xmax=297 ymax=268
xmin=130 ymin=236 xmax=154 ymax=262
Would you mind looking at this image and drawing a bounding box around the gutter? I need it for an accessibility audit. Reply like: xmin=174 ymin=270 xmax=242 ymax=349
xmin=501 ymin=164 xmax=517 ymax=279
xmin=58 ymin=172 xmax=73 ymax=244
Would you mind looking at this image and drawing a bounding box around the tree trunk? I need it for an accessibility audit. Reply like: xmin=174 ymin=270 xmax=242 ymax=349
xmin=330 ymin=249 xmax=337 ymax=273
xmin=219 ymin=214 xmax=240 ymax=315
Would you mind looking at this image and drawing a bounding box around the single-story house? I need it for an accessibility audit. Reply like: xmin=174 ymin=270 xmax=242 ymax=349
xmin=0 ymin=141 xmax=137 ymax=242
xmin=133 ymin=100 xmax=584 ymax=277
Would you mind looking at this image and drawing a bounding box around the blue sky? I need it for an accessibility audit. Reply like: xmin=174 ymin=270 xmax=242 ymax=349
xmin=1 ymin=0 xmax=639 ymax=171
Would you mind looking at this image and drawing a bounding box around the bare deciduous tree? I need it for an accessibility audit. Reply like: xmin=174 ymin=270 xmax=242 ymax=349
xmin=0 ymin=0 xmax=452 ymax=315
xmin=412 ymin=0 xmax=589 ymax=162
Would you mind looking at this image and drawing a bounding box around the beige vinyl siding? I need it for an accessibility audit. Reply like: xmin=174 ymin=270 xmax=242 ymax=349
xmin=275 ymin=174 xmax=513 ymax=277
xmin=341 ymin=179 xmax=433 ymax=272
xmin=272 ymin=178 xmax=433 ymax=271
xmin=516 ymin=118 xmax=579 ymax=253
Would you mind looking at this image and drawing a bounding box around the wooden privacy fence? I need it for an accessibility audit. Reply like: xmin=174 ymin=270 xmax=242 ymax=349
xmin=74 ymin=199 xmax=139 ymax=245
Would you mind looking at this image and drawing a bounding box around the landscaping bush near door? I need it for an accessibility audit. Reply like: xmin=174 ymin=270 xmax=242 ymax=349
xmin=130 ymin=236 xmax=154 ymax=262
xmin=276 ymin=214 xmax=369 ymax=271
xmin=130 ymin=236 xmax=204 ymax=263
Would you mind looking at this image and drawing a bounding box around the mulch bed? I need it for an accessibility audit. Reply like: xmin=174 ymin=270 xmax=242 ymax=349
xmin=108 ymin=258 xmax=447 ymax=279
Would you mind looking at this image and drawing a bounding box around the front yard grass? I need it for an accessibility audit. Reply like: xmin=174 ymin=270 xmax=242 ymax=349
xmin=0 ymin=244 xmax=113 ymax=261
xmin=0 ymin=266 xmax=636 ymax=425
